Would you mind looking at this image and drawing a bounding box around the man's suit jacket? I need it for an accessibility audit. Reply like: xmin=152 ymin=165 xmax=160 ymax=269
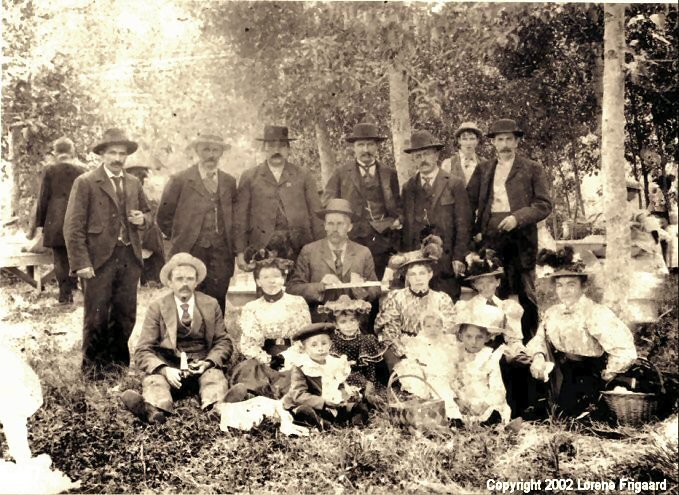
xmin=63 ymin=165 xmax=151 ymax=273
xmin=134 ymin=290 xmax=233 ymax=374
xmin=322 ymin=161 xmax=402 ymax=239
xmin=156 ymin=165 xmax=237 ymax=273
xmin=287 ymin=239 xmax=381 ymax=304
xmin=36 ymin=161 xmax=86 ymax=247
xmin=467 ymin=154 xmax=552 ymax=269
xmin=402 ymin=169 xmax=472 ymax=272
xmin=234 ymin=161 xmax=323 ymax=253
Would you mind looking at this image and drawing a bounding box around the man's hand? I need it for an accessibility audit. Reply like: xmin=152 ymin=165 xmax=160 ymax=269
xmin=77 ymin=267 xmax=95 ymax=279
xmin=127 ymin=209 xmax=145 ymax=226
xmin=452 ymin=260 xmax=466 ymax=276
xmin=497 ymin=215 xmax=518 ymax=232
xmin=189 ymin=360 xmax=213 ymax=376
xmin=529 ymin=354 xmax=547 ymax=380
xmin=162 ymin=367 xmax=183 ymax=389
xmin=349 ymin=272 xmax=365 ymax=284
xmin=320 ymin=274 xmax=342 ymax=286
xmin=390 ymin=218 xmax=402 ymax=230
xmin=236 ymin=253 xmax=249 ymax=272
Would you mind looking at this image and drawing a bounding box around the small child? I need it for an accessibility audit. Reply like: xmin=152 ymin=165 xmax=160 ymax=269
xmin=450 ymin=304 xmax=511 ymax=426
xmin=282 ymin=323 xmax=370 ymax=429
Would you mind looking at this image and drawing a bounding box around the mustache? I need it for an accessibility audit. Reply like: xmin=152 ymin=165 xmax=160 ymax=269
xmin=110 ymin=161 xmax=123 ymax=167
xmin=269 ymin=152 xmax=283 ymax=159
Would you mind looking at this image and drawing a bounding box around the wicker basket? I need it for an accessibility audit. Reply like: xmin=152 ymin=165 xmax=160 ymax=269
xmin=387 ymin=372 xmax=447 ymax=432
xmin=602 ymin=358 xmax=664 ymax=425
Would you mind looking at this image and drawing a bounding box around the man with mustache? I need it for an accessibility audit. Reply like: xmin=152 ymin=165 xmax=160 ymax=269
xmin=401 ymin=130 xmax=472 ymax=299
xmin=157 ymin=133 xmax=237 ymax=314
xmin=64 ymin=128 xmax=152 ymax=379
xmin=121 ymin=253 xmax=233 ymax=424
xmin=322 ymin=122 xmax=402 ymax=280
xmin=441 ymin=122 xmax=484 ymax=187
xmin=234 ymin=125 xmax=323 ymax=270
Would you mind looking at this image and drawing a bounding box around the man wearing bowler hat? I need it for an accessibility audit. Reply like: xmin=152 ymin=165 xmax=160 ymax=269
xmin=64 ymin=128 xmax=152 ymax=378
xmin=467 ymin=119 xmax=552 ymax=341
xmin=441 ymin=122 xmax=484 ymax=186
xmin=401 ymin=130 xmax=472 ymax=300
xmin=157 ymin=132 xmax=237 ymax=314
xmin=287 ymin=198 xmax=381 ymax=318
xmin=322 ymin=122 xmax=402 ymax=280
xmin=235 ymin=125 xmax=323 ymax=270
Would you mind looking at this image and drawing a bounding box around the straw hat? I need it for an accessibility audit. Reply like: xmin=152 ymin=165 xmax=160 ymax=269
xmin=159 ymin=253 xmax=207 ymax=287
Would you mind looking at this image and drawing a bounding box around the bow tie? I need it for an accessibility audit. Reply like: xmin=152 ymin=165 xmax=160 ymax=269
xmin=409 ymin=288 xmax=429 ymax=298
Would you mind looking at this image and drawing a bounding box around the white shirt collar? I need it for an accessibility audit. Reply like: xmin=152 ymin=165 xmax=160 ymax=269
xmin=198 ymin=163 xmax=218 ymax=181
xmin=420 ymin=168 xmax=439 ymax=184
xmin=327 ymin=240 xmax=347 ymax=259
xmin=267 ymin=161 xmax=285 ymax=181
xmin=104 ymin=165 xmax=123 ymax=179
xmin=459 ymin=151 xmax=477 ymax=165
xmin=174 ymin=294 xmax=196 ymax=318
xmin=497 ymin=155 xmax=515 ymax=168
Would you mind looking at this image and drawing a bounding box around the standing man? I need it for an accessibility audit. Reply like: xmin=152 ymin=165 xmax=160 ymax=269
xmin=157 ymin=133 xmax=237 ymax=314
xmin=467 ymin=119 xmax=552 ymax=340
xmin=441 ymin=122 xmax=484 ymax=187
xmin=33 ymin=137 xmax=85 ymax=304
xmin=235 ymin=125 xmax=323 ymax=270
xmin=401 ymin=130 xmax=472 ymax=299
xmin=64 ymin=128 xmax=152 ymax=378
xmin=323 ymin=122 xmax=402 ymax=279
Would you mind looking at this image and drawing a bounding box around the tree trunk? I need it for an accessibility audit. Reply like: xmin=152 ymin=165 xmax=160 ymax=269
xmin=592 ymin=41 xmax=604 ymax=137
xmin=388 ymin=57 xmax=413 ymax=186
xmin=315 ymin=120 xmax=336 ymax=190
xmin=601 ymin=4 xmax=631 ymax=320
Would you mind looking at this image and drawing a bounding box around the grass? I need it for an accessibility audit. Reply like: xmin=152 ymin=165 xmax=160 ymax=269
xmin=1 ymin=276 xmax=677 ymax=493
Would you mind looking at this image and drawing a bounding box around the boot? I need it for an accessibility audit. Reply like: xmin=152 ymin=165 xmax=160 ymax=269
xmin=120 ymin=390 xmax=166 ymax=424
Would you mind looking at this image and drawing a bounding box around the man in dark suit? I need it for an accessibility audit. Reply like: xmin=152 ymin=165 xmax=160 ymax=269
xmin=401 ymin=130 xmax=472 ymax=299
xmin=441 ymin=122 xmax=484 ymax=187
xmin=467 ymin=119 xmax=552 ymax=340
xmin=64 ymin=128 xmax=152 ymax=378
xmin=287 ymin=198 xmax=381 ymax=318
xmin=33 ymin=137 xmax=85 ymax=304
xmin=121 ymin=253 xmax=233 ymax=423
xmin=235 ymin=125 xmax=323 ymax=270
xmin=157 ymin=133 xmax=237 ymax=314
xmin=322 ymin=122 xmax=402 ymax=279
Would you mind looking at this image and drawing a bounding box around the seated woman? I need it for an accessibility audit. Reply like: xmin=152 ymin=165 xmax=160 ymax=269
xmin=374 ymin=236 xmax=456 ymax=373
xmin=526 ymin=246 xmax=638 ymax=417
xmin=228 ymin=246 xmax=311 ymax=402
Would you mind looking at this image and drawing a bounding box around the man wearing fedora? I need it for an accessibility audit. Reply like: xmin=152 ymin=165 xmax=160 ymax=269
xmin=441 ymin=122 xmax=484 ymax=187
xmin=467 ymin=119 xmax=552 ymax=341
xmin=157 ymin=132 xmax=237 ymax=314
xmin=32 ymin=136 xmax=86 ymax=304
xmin=121 ymin=253 xmax=233 ymax=423
xmin=322 ymin=122 xmax=402 ymax=280
xmin=287 ymin=198 xmax=381 ymax=318
xmin=401 ymin=130 xmax=472 ymax=300
xmin=64 ymin=128 xmax=152 ymax=378
xmin=235 ymin=125 xmax=323 ymax=270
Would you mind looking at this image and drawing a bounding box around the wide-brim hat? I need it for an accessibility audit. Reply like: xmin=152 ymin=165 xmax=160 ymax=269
xmin=159 ymin=253 xmax=207 ymax=287
xmin=403 ymin=130 xmax=444 ymax=153
xmin=453 ymin=301 xmax=505 ymax=335
xmin=537 ymin=246 xmax=589 ymax=280
xmin=454 ymin=122 xmax=483 ymax=140
xmin=464 ymin=249 xmax=505 ymax=281
xmin=255 ymin=125 xmax=297 ymax=142
xmin=345 ymin=122 xmax=387 ymax=143
xmin=486 ymin=119 xmax=524 ymax=138
xmin=315 ymin=198 xmax=356 ymax=220
xmin=389 ymin=235 xmax=443 ymax=272
xmin=292 ymin=322 xmax=336 ymax=342
xmin=191 ymin=132 xmax=231 ymax=151
xmin=92 ymin=128 xmax=139 ymax=155
xmin=318 ymin=295 xmax=372 ymax=315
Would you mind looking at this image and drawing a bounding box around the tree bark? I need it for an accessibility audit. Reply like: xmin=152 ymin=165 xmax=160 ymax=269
xmin=601 ymin=4 xmax=631 ymax=320
xmin=388 ymin=57 xmax=413 ymax=186
xmin=315 ymin=120 xmax=336 ymax=190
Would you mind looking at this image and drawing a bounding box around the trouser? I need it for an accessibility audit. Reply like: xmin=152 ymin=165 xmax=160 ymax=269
xmin=190 ymin=243 xmax=232 ymax=315
xmin=353 ymin=232 xmax=397 ymax=281
xmin=142 ymin=368 xmax=229 ymax=413
xmin=140 ymin=252 xmax=164 ymax=285
xmin=52 ymin=246 xmax=77 ymax=302
xmin=430 ymin=272 xmax=461 ymax=302
xmin=81 ymin=245 xmax=141 ymax=376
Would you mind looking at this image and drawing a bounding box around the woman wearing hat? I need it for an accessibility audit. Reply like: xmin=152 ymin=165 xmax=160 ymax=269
xmin=228 ymin=236 xmax=311 ymax=401
xmin=374 ymin=236 xmax=456 ymax=370
xmin=526 ymin=246 xmax=637 ymax=416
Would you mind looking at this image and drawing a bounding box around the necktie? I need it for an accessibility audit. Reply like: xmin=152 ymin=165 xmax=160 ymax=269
xmin=358 ymin=164 xmax=373 ymax=178
xmin=112 ymin=176 xmax=130 ymax=244
xmin=333 ymin=249 xmax=343 ymax=274
xmin=180 ymin=303 xmax=191 ymax=327
xmin=422 ymin=177 xmax=433 ymax=195
xmin=205 ymin=172 xmax=217 ymax=194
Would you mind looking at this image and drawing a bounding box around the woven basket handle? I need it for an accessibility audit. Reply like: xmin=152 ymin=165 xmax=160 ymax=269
xmin=387 ymin=371 xmax=443 ymax=405
xmin=637 ymin=357 xmax=666 ymax=395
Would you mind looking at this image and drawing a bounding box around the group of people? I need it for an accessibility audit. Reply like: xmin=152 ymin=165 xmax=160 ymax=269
xmin=32 ymin=117 xmax=646 ymax=431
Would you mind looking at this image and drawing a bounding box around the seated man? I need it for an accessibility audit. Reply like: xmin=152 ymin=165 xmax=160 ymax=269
xmin=120 ymin=253 xmax=233 ymax=423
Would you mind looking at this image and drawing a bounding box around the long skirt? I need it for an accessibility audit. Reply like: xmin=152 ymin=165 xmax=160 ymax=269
xmin=229 ymin=359 xmax=291 ymax=400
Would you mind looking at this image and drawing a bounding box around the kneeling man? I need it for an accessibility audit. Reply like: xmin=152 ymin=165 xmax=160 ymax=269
xmin=121 ymin=253 xmax=233 ymax=423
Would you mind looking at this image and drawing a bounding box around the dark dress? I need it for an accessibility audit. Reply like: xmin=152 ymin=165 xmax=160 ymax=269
xmin=330 ymin=332 xmax=385 ymax=388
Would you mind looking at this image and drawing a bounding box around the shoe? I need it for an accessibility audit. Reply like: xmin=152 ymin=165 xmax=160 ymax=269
xmin=120 ymin=390 xmax=147 ymax=420
xmin=292 ymin=405 xmax=323 ymax=429
xmin=146 ymin=405 xmax=167 ymax=424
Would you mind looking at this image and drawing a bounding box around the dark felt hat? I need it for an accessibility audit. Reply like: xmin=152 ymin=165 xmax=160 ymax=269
xmin=92 ymin=128 xmax=138 ymax=155
xmin=486 ymin=119 xmax=524 ymax=138
xmin=292 ymin=322 xmax=336 ymax=342
xmin=345 ymin=122 xmax=387 ymax=143
xmin=403 ymin=130 xmax=444 ymax=153
xmin=256 ymin=125 xmax=297 ymax=142
xmin=315 ymin=198 xmax=356 ymax=220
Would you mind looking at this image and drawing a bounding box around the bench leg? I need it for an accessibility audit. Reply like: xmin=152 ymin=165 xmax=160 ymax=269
xmin=2 ymin=268 xmax=38 ymax=288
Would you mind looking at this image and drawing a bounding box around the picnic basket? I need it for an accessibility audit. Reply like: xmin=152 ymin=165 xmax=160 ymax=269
xmin=602 ymin=358 xmax=664 ymax=425
xmin=386 ymin=372 xmax=447 ymax=431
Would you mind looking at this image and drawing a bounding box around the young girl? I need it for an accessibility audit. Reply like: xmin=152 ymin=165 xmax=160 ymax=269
xmin=282 ymin=323 xmax=370 ymax=429
xmin=450 ymin=304 xmax=512 ymax=426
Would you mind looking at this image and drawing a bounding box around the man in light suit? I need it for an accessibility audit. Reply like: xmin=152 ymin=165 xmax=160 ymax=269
xmin=64 ymin=128 xmax=152 ymax=378
xmin=441 ymin=122 xmax=484 ymax=187
xmin=235 ymin=125 xmax=323 ymax=269
xmin=157 ymin=133 xmax=237 ymax=314
xmin=287 ymin=198 xmax=381 ymax=319
xmin=120 ymin=253 xmax=233 ymax=423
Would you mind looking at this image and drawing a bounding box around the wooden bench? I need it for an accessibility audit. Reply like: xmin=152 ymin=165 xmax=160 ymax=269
xmin=0 ymin=251 xmax=55 ymax=292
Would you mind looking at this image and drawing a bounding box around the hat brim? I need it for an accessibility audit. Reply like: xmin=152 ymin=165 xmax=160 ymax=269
xmin=345 ymin=136 xmax=387 ymax=143
xmin=315 ymin=209 xmax=356 ymax=221
xmin=159 ymin=258 xmax=207 ymax=287
xmin=192 ymin=140 xmax=232 ymax=151
xmin=465 ymin=268 xmax=504 ymax=281
xmin=399 ymin=257 xmax=438 ymax=271
xmin=454 ymin=127 xmax=482 ymax=139
xmin=546 ymin=270 xmax=589 ymax=279
xmin=453 ymin=321 xmax=504 ymax=335
xmin=403 ymin=143 xmax=444 ymax=153
xmin=292 ymin=323 xmax=335 ymax=342
xmin=255 ymin=137 xmax=297 ymax=142
xmin=486 ymin=130 xmax=524 ymax=138
xmin=93 ymin=140 xmax=138 ymax=155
